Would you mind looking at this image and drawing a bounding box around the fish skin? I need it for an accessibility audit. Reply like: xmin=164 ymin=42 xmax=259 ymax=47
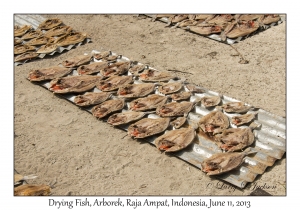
xmin=96 ymin=75 xmax=133 ymax=92
xmin=156 ymin=101 xmax=195 ymax=117
xmin=61 ymin=54 xmax=92 ymax=68
xmin=129 ymin=94 xmax=168 ymax=111
xmin=107 ymin=111 xmax=147 ymax=126
xmin=91 ymin=99 xmax=125 ymax=119
xmin=198 ymin=111 xmax=229 ymax=135
xmin=74 ymin=92 xmax=112 ymax=106
xmin=117 ymin=83 xmax=155 ymax=98
xmin=27 ymin=66 xmax=72 ymax=81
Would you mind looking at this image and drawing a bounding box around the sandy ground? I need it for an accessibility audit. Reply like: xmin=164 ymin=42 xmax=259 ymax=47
xmin=14 ymin=14 xmax=286 ymax=196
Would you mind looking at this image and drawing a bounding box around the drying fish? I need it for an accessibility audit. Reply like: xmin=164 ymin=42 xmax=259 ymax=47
xmin=166 ymin=14 xmax=188 ymax=26
xmin=97 ymin=75 xmax=133 ymax=92
xmin=171 ymin=92 xmax=192 ymax=101
xmin=201 ymin=148 xmax=256 ymax=175
xmin=49 ymin=75 xmax=103 ymax=93
xmin=156 ymin=101 xmax=196 ymax=117
xmin=27 ymin=66 xmax=72 ymax=81
xmin=14 ymin=38 xmax=23 ymax=45
xmin=231 ymin=112 xmax=257 ymax=126
xmin=100 ymin=61 xmax=131 ymax=77
xmin=207 ymin=14 xmax=234 ymax=25
xmin=158 ymin=82 xmax=182 ymax=95
xmin=128 ymin=117 xmax=170 ymax=139
xmin=54 ymin=32 xmax=87 ymax=46
xmin=155 ymin=127 xmax=195 ymax=152
xmin=14 ymin=44 xmax=36 ymax=55
xmin=200 ymin=95 xmax=222 ymax=108
xmin=222 ymin=101 xmax=252 ymax=113
xmin=14 ymin=184 xmax=51 ymax=196
xmin=139 ymin=69 xmax=176 ymax=82
xmin=198 ymin=111 xmax=229 ymax=135
xmin=61 ymin=54 xmax=92 ymax=68
xmin=173 ymin=19 xmax=199 ymax=28
xmin=185 ymin=84 xmax=206 ymax=93
xmin=14 ymin=25 xmax=32 ymax=37
xmin=258 ymin=14 xmax=280 ymax=25
xmin=216 ymin=126 xmax=255 ymax=152
xmin=14 ymin=52 xmax=39 ymax=62
xmin=36 ymin=43 xmax=58 ymax=54
xmin=38 ymin=18 xmax=63 ymax=30
xmin=93 ymin=51 xmax=111 ymax=60
xmin=21 ymin=29 xmax=43 ymax=40
xmin=25 ymin=36 xmax=55 ymax=46
xmin=237 ymin=14 xmax=264 ymax=21
xmin=107 ymin=111 xmax=150 ymax=126
xmin=170 ymin=116 xmax=187 ymax=129
xmin=14 ymin=174 xmax=37 ymax=186
xmin=77 ymin=61 xmax=108 ymax=75
xmin=117 ymin=83 xmax=155 ymax=98
xmin=129 ymin=94 xmax=168 ymax=111
xmin=151 ymin=14 xmax=174 ymax=22
xmin=102 ymin=54 xmax=119 ymax=62
xmin=129 ymin=63 xmax=148 ymax=75
xmin=74 ymin=91 xmax=112 ymax=106
xmin=92 ymin=99 xmax=125 ymax=119
xmin=224 ymin=20 xmax=259 ymax=39
xmin=44 ymin=25 xmax=73 ymax=37
xmin=188 ymin=24 xmax=223 ymax=36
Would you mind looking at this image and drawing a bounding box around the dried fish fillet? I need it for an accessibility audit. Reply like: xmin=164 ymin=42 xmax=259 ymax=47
xmin=14 ymin=38 xmax=23 ymax=45
xmin=38 ymin=18 xmax=63 ymax=30
xmin=231 ymin=113 xmax=257 ymax=126
xmin=226 ymin=20 xmax=259 ymax=39
xmin=201 ymin=148 xmax=256 ymax=175
xmin=107 ymin=111 xmax=148 ymax=126
xmin=258 ymin=14 xmax=281 ymax=25
xmin=216 ymin=127 xmax=255 ymax=152
xmin=77 ymin=61 xmax=108 ymax=75
xmin=92 ymin=99 xmax=125 ymax=119
xmin=200 ymin=95 xmax=221 ymax=108
xmin=222 ymin=102 xmax=252 ymax=113
xmin=61 ymin=54 xmax=92 ymax=68
xmin=93 ymin=51 xmax=111 ymax=60
xmin=54 ymin=32 xmax=87 ymax=47
xmin=198 ymin=111 xmax=229 ymax=135
xmin=139 ymin=69 xmax=176 ymax=82
xmin=185 ymin=84 xmax=206 ymax=93
xmin=14 ymin=44 xmax=36 ymax=55
xmin=129 ymin=63 xmax=147 ymax=75
xmin=170 ymin=117 xmax=187 ymax=129
xmin=128 ymin=117 xmax=170 ymax=139
xmin=36 ymin=43 xmax=58 ymax=54
xmin=100 ymin=61 xmax=131 ymax=77
xmin=25 ymin=36 xmax=55 ymax=46
xmin=74 ymin=92 xmax=112 ymax=106
xmin=156 ymin=101 xmax=195 ymax=117
xmin=27 ymin=66 xmax=72 ymax=81
xmin=117 ymin=83 xmax=155 ymax=98
xmin=155 ymin=127 xmax=195 ymax=152
xmin=49 ymin=75 xmax=103 ymax=93
xmin=207 ymin=14 xmax=234 ymax=25
xmin=171 ymin=92 xmax=192 ymax=101
xmin=189 ymin=24 xmax=222 ymax=36
xmin=158 ymin=82 xmax=182 ymax=95
xmin=44 ymin=25 xmax=72 ymax=37
xmin=97 ymin=75 xmax=133 ymax=92
xmin=129 ymin=94 xmax=168 ymax=111
xmin=14 ymin=184 xmax=51 ymax=196
xmin=14 ymin=25 xmax=32 ymax=37
xmin=21 ymin=29 xmax=43 ymax=40
xmin=14 ymin=52 xmax=39 ymax=62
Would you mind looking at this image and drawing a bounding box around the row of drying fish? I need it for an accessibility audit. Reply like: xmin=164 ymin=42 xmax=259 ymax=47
xmin=26 ymin=50 xmax=261 ymax=176
xmin=14 ymin=18 xmax=89 ymax=62
xmin=150 ymin=14 xmax=281 ymax=41
xmin=14 ymin=173 xmax=51 ymax=196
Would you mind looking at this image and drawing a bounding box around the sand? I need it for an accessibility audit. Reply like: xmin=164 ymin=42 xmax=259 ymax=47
xmin=14 ymin=14 xmax=286 ymax=196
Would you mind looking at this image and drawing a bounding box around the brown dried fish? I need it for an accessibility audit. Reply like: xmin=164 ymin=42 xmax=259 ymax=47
xmin=258 ymin=14 xmax=280 ymax=25
xmin=188 ymin=24 xmax=222 ymax=36
xmin=97 ymin=75 xmax=133 ymax=92
xmin=174 ymin=19 xmax=198 ymax=28
xmin=198 ymin=111 xmax=229 ymax=135
xmin=158 ymin=82 xmax=182 ymax=95
xmin=54 ymin=32 xmax=87 ymax=47
xmin=44 ymin=25 xmax=72 ymax=37
xmin=73 ymin=92 xmax=112 ymax=106
xmin=225 ymin=20 xmax=259 ymax=39
xmin=100 ymin=61 xmax=131 ymax=77
xmin=171 ymin=92 xmax=192 ymax=101
xmin=14 ymin=52 xmax=39 ymax=62
xmin=27 ymin=66 xmax=72 ymax=81
xmin=201 ymin=148 xmax=256 ymax=175
xmin=207 ymin=14 xmax=234 ymax=25
xmin=222 ymin=101 xmax=252 ymax=113
xmin=185 ymin=84 xmax=206 ymax=93
xmin=128 ymin=117 xmax=170 ymax=139
xmin=36 ymin=43 xmax=58 ymax=54
xmin=216 ymin=127 xmax=255 ymax=152
xmin=61 ymin=54 xmax=92 ymax=68
xmin=49 ymin=75 xmax=103 ymax=93
xmin=231 ymin=112 xmax=257 ymax=126
xmin=156 ymin=101 xmax=196 ymax=117
xmin=170 ymin=117 xmax=187 ymax=129
xmin=25 ymin=36 xmax=55 ymax=46
xmin=21 ymin=29 xmax=43 ymax=40
xmin=14 ymin=44 xmax=36 ymax=55
xmin=129 ymin=63 xmax=147 ymax=75
xmin=14 ymin=184 xmax=51 ymax=196
xmin=200 ymin=95 xmax=222 ymax=108
xmin=92 ymin=99 xmax=125 ymax=119
xmin=77 ymin=61 xmax=108 ymax=75
xmin=238 ymin=14 xmax=264 ymax=21
xmin=14 ymin=25 xmax=32 ymax=37
xmin=129 ymin=94 xmax=168 ymax=111
xmin=117 ymin=83 xmax=155 ymax=98
xmin=139 ymin=69 xmax=176 ymax=82
xmin=107 ymin=111 xmax=149 ymax=126
xmin=155 ymin=127 xmax=195 ymax=152
xmin=166 ymin=14 xmax=188 ymax=26
xmin=14 ymin=38 xmax=23 ymax=45
xmin=93 ymin=51 xmax=111 ymax=60
xmin=38 ymin=18 xmax=63 ymax=30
